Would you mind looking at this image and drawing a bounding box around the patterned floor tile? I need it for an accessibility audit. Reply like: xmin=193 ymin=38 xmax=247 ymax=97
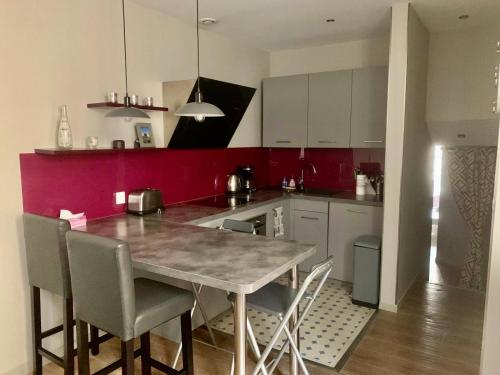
xmin=210 ymin=275 xmax=375 ymax=369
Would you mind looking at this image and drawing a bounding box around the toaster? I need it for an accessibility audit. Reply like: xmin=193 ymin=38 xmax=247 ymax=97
xmin=127 ymin=189 xmax=165 ymax=215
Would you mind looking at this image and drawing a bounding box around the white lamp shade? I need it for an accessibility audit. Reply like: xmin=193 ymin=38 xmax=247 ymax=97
xmin=105 ymin=107 xmax=150 ymax=119
xmin=175 ymin=101 xmax=225 ymax=118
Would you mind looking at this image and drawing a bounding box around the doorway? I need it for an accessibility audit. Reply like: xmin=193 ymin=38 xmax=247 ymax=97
xmin=428 ymin=144 xmax=496 ymax=291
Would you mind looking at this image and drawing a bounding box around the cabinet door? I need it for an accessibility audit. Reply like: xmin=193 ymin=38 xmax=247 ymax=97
xmin=293 ymin=210 xmax=328 ymax=272
xmin=263 ymin=75 xmax=308 ymax=148
xmin=350 ymin=67 xmax=388 ymax=148
xmin=308 ymin=70 xmax=352 ymax=148
xmin=328 ymin=202 xmax=383 ymax=282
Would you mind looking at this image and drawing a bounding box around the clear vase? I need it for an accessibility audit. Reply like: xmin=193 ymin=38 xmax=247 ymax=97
xmin=57 ymin=105 xmax=73 ymax=149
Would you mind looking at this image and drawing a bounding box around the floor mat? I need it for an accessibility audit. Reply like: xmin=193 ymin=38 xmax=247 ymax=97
xmin=210 ymin=276 xmax=375 ymax=369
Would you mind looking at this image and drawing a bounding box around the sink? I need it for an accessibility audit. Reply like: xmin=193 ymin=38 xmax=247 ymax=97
xmin=299 ymin=188 xmax=344 ymax=196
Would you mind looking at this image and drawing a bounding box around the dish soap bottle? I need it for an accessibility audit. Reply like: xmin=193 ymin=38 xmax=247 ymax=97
xmin=57 ymin=105 xmax=73 ymax=149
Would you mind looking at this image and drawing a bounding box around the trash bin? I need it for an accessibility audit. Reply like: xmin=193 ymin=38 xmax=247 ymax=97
xmin=352 ymin=235 xmax=381 ymax=308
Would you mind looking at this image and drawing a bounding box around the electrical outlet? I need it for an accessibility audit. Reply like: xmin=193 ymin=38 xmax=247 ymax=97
xmin=115 ymin=191 xmax=126 ymax=205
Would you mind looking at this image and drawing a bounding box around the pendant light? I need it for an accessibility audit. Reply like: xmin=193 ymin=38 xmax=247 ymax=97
xmin=106 ymin=0 xmax=150 ymax=119
xmin=175 ymin=0 xmax=225 ymax=122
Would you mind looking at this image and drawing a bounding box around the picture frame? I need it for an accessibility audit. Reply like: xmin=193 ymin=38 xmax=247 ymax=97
xmin=135 ymin=123 xmax=155 ymax=148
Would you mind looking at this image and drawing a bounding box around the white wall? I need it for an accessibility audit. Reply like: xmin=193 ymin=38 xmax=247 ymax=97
xmin=0 ymin=1 xmax=269 ymax=374
xmin=379 ymin=3 xmax=409 ymax=312
xmin=269 ymin=37 xmax=389 ymax=77
xmin=481 ymin=118 xmax=500 ymax=375
xmin=395 ymin=5 xmax=433 ymax=303
xmin=380 ymin=2 xmax=433 ymax=310
xmin=426 ymin=23 xmax=500 ymax=146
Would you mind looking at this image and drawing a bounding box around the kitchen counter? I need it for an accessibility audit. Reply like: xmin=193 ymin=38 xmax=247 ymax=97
xmin=153 ymin=188 xmax=382 ymax=225
xmin=81 ymin=215 xmax=314 ymax=294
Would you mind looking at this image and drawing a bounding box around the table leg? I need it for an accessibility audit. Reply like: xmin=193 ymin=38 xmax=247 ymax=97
xmin=289 ymin=266 xmax=299 ymax=375
xmin=234 ymin=293 xmax=247 ymax=375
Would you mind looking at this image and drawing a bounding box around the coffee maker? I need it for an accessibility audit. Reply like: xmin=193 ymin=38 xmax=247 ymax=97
xmin=237 ymin=165 xmax=256 ymax=193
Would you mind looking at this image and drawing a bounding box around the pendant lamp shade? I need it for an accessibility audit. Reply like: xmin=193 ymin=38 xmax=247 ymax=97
xmin=175 ymin=0 xmax=224 ymax=122
xmin=105 ymin=106 xmax=150 ymax=119
xmin=107 ymin=0 xmax=149 ymax=119
xmin=176 ymin=91 xmax=224 ymax=121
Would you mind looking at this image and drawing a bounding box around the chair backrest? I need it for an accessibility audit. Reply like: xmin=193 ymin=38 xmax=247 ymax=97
xmin=23 ymin=213 xmax=72 ymax=297
xmin=301 ymin=256 xmax=334 ymax=294
xmin=220 ymin=218 xmax=255 ymax=234
xmin=66 ymin=231 xmax=136 ymax=341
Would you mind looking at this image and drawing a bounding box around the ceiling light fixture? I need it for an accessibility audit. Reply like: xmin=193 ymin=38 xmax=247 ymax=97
xmin=176 ymin=0 xmax=225 ymax=123
xmin=326 ymin=18 xmax=336 ymax=23
xmin=458 ymin=14 xmax=469 ymax=20
xmin=106 ymin=0 xmax=149 ymax=119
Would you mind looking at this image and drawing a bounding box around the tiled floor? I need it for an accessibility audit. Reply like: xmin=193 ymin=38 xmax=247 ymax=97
xmin=210 ymin=276 xmax=375 ymax=369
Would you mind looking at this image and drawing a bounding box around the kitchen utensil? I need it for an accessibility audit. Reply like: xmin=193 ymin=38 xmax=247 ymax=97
xmin=144 ymin=97 xmax=154 ymax=106
xmin=112 ymin=140 xmax=125 ymax=149
xmin=236 ymin=165 xmax=256 ymax=192
xmin=226 ymin=174 xmax=243 ymax=194
xmin=86 ymin=136 xmax=98 ymax=149
xmin=108 ymin=92 xmax=118 ymax=103
xmin=127 ymin=188 xmax=164 ymax=215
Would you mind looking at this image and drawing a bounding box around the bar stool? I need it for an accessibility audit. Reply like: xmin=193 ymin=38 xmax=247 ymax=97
xmin=23 ymin=214 xmax=111 ymax=375
xmin=66 ymin=231 xmax=195 ymax=375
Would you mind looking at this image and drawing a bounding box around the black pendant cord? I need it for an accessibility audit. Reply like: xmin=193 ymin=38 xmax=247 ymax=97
xmin=196 ymin=0 xmax=201 ymax=94
xmin=121 ymin=0 xmax=130 ymax=104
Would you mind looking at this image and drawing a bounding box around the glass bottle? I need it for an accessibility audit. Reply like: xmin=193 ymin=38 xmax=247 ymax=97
xmin=57 ymin=105 xmax=73 ymax=149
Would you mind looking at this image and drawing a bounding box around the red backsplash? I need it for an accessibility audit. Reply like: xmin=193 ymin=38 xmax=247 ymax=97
xmin=268 ymin=148 xmax=356 ymax=191
xmin=20 ymin=147 xmax=384 ymax=220
xmin=20 ymin=148 xmax=269 ymax=219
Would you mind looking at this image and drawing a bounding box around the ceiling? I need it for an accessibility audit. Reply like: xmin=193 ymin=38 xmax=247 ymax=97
xmin=132 ymin=0 xmax=500 ymax=51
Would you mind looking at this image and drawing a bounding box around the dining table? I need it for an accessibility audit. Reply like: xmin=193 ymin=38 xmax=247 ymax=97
xmin=80 ymin=214 xmax=316 ymax=375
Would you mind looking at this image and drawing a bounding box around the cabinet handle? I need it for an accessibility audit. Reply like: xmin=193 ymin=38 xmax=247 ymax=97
xmin=318 ymin=140 xmax=336 ymax=144
xmin=347 ymin=209 xmax=367 ymax=214
xmin=363 ymin=140 xmax=384 ymax=143
xmin=275 ymin=140 xmax=291 ymax=144
xmin=300 ymin=216 xmax=319 ymax=220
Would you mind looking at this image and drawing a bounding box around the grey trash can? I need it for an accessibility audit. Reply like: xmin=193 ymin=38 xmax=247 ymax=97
xmin=352 ymin=235 xmax=381 ymax=308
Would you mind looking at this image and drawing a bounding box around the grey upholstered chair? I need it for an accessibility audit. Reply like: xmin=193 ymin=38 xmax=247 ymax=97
xmin=66 ymin=231 xmax=195 ymax=375
xmin=23 ymin=213 xmax=109 ymax=375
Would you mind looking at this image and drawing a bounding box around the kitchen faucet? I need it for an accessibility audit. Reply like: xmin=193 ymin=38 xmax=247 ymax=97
xmin=299 ymin=162 xmax=317 ymax=191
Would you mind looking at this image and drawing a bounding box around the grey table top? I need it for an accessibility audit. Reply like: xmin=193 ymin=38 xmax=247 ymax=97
xmin=80 ymin=215 xmax=315 ymax=294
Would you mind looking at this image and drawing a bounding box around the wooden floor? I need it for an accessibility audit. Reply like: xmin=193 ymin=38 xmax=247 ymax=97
xmin=42 ymin=280 xmax=485 ymax=375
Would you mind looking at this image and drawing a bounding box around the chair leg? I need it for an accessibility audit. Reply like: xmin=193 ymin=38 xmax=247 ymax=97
xmin=63 ymin=298 xmax=75 ymax=375
xmin=76 ymin=320 xmax=90 ymax=375
xmin=180 ymin=311 xmax=194 ymax=375
xmin=140 ymin=333 xmax=151 ymax=375
xmin=90 ymin=326 xmax=99 ymax=355
xmin=31 ymin=286 xmax=42 ymax=375
xmin=121 ymin=340 xmax=135 ymax=375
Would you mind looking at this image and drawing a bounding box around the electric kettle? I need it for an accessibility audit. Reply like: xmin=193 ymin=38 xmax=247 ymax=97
xmin=226 ymin=174 xmax=242 ymax=194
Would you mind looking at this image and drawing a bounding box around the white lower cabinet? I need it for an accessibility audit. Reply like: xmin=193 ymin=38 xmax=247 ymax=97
xmin=328 ymin=202 xmax=383 ymax=282
xmin=292 ymin=200 xmax=329 ymax=272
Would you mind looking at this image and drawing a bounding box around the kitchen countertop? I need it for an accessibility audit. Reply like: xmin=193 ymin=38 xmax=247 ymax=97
xmin=154 ymin=188 xmax=383 ymax=225
xmin=81 ymin=215 xmax=314 ymax=294
xmin=79 ymin=187 xmax=381 ymax=292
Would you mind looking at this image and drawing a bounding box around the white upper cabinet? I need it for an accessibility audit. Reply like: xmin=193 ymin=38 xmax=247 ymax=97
xmin=307 ymin=70 xmax=352 ymax=148
xmin=350 ymin=66 xmax=388 ymax=148
xmin=263 ymin=75 xmax=308 ymax=147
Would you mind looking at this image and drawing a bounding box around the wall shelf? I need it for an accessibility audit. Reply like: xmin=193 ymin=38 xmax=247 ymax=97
xmin=34 ymin=147 xmax=165 ymax=156
xmin=87 ymin=102 xmax=168 ymax=112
